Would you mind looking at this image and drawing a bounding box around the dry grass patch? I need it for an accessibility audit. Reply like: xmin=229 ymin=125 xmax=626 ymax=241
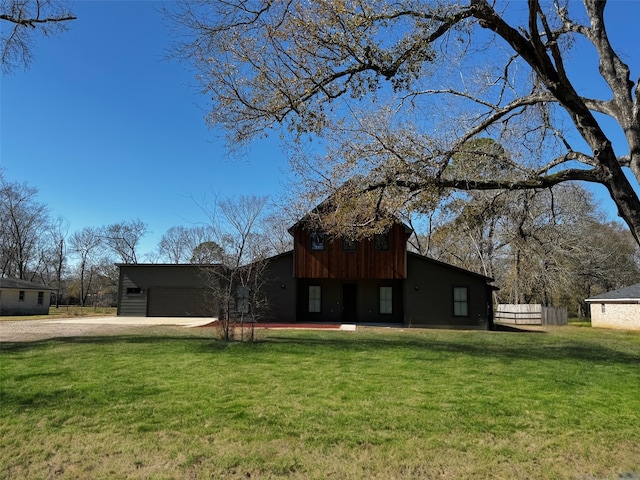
xmin=0 ymin=305 xmax=117 ymax=321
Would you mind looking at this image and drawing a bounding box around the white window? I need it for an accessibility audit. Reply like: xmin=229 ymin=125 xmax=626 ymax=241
xmin=37 ymin=292 xmax=44 ymax=305
xmin=309 ymin=286 xmax=321 ymax=313
xmin=380 ymin=286 xmax=393 ymax=314
xmin=453 ymin=287 xmax=468 ymax=316
xmin=18 ymin=290 xmax=25 ymax=302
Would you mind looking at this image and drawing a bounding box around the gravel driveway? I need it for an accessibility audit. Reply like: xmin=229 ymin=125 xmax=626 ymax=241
xmin=0 ymin=317 xmax=214 ymax=343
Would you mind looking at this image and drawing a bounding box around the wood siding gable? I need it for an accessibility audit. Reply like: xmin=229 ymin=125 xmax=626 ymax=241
xmin=293 ymin=223 xmax=408 ymax=280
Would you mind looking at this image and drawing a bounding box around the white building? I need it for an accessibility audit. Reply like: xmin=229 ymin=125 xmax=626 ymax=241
xmin=585 ymin=283 xmax=640 ymax=331
xmin=0 ymin=278 xmax=54 ymax=316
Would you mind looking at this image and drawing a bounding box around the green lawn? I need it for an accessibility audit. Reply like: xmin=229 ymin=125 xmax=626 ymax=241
xmin=1 ymin=326 xmax=639 ymax=479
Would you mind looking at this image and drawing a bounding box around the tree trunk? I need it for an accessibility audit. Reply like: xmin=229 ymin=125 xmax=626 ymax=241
xmin=599 ymin=155 xmax=640 ymax=245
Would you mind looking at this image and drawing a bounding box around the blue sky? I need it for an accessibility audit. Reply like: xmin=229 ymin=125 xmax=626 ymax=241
xmin=1 ymin=0 xmax=639 ymax=257
xmin=1 ymin=1 xmax=288 ymax=255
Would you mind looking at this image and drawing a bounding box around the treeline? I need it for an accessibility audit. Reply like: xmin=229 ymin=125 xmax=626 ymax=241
xmin=0 ymin=175 xmax=149 ymax=306
xmin=0 ymin=173 xmax=290 ymax=307
xmin=2 ymin=171 xmax=639 ymax=316
xmin=409 ymin=184 xmax=640 ymax=316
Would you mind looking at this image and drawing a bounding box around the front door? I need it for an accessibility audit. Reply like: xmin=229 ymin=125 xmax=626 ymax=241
xmin=342 ymin=283 xmax=357 ymax=322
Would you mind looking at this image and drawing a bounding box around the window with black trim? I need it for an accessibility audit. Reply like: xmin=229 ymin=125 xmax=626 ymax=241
xmin=309 ymin=286 xmax=321 ymax=313
xmin=310 ymin=231 xmax=325 ymax=251
xmin=237 ymin=286 xmax=250 ymax=314
xmin=18 ymin=290 xmax=25 ymax=302
xmin=126 ymin=287 xmax=142 ymax=295
xmin=453 ymin=286 xmax=468 ymax=316
xmin=342 ymin=237 xmax=357 ymax=251
xmin=380 ymin=286 xmax=393 ymax=314
xmin=374 ymin=233 xmax=389 ymax=251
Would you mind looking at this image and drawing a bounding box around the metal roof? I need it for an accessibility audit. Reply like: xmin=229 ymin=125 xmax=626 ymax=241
xmin=585 ymin=283 xmax=640 ymax=302
xmin=0 ymin=277 xmax=55 ymax=290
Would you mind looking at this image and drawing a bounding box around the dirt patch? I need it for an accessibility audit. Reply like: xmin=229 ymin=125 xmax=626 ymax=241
xmin=2 ymin=320 xmax=117 ymax=343
xmin=0 ymin=320 xmax=187 ymax=343
xmin=0 ymin=319 xmax=346 ymax=343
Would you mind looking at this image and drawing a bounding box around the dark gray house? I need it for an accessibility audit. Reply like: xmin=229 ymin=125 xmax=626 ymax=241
xmin=118 ymin=216 xmax=496 ymax=328
xmin=117 ymin=264 xmax=225 ymax=317
xmin=257 ymin=218 xmax=495 ymax=328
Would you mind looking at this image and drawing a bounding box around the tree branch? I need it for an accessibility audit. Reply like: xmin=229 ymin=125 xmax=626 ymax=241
xmin=0 ymin=13 xmax=76 ymax=27
xmin=367 ymin=167 xmax=602 ymax=195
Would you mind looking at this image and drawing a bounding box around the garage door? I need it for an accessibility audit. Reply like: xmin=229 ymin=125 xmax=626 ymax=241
xmin=147 ymin=288 xmax=216 ymax=317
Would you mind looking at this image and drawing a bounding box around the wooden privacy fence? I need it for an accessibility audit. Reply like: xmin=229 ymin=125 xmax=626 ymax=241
xmin=495 ymin=304 xmax=567 ymax=326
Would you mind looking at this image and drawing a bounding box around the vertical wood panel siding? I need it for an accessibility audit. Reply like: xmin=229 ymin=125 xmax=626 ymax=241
xmin=293 ymin=224 xmax=407 ymax=279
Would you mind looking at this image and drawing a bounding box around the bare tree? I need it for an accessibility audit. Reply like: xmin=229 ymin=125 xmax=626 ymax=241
xmin=568 ymin=220 xmax=640 ymax=316
xmin=101 ymin=219 xmax=147 ymax=264
xmin=169 ymin=0 xmax=640 ymax=245
xmin=69 ymin=226 xmax=102 ymax=307
xmin=0 ymin=174 xmax=49 ymax=279
xmin=428 ymin=193 xmax=506 ymax=280
xmin=157 ymin=226 xmax=188 ymax=264
xmin=1 ymin=0 xmax=76 ymax=73
xmin=198 ymin=194 xmax=270 ymax=340
xmin=428 ymin=181 xmax=640 ymax=312
xmin=157 ymin=225 xmax=216 ymax=263
xmin=45 ymin=216 xmax=69 ymax=307
xmin=261 ymin=209 xmax=294 ymax=255
xmin=191 ymin=240 xmax=224 ymax=264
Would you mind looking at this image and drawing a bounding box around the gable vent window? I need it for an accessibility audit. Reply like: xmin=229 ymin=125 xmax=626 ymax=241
xmin=374 ymin=233 xmax=389 ymax=251
xmin=453 ymin=287 xmax=469 ymax=317
xmin=310 ymin=231 xmax=325 ymax=251
xmin=342 ymin=237 xmax=358 ymax=251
